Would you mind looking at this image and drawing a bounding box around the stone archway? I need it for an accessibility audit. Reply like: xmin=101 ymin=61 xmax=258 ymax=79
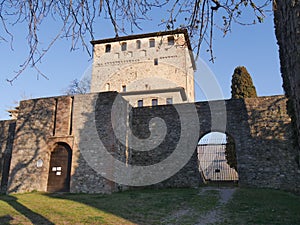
xmin=197 ymin=132 xmax=238 ymax=184
xmin=47 ymin=143 xmax=72 ymax=192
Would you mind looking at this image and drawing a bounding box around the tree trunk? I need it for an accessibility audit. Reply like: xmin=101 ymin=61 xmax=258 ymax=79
xmin=273 ymin=0 xmax=300 ymax=157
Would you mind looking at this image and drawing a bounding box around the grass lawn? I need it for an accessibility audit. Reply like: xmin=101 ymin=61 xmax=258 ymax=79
xmin=222 ymin=188 xmax=300 ymax=225
xmin=0 ymin=187 xmax=299 ymax=224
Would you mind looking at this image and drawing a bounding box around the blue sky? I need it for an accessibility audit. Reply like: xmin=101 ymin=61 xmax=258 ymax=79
xmin=0 ymin=6 xmax=283 ymax=120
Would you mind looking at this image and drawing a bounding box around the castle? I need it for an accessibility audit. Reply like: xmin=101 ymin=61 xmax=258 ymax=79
xmin=90 ymin=29 xmax=195 ymax=106
xmin=0 ymin=29 xmax=299 ymax=194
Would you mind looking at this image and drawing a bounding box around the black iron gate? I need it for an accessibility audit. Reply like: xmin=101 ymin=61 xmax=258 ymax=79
xmin=197 ymin=143 xmax=238 ymax=182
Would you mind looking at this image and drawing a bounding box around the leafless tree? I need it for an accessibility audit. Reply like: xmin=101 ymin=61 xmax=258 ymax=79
xmin=64 ymin=77 xmax=90 ymax=95
xmin=0 ymin=0 xmax=272 ymax=83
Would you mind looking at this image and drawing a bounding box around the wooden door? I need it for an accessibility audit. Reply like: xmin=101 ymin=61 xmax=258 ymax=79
xmin=47 ymin=143 xmax=72 ymax=192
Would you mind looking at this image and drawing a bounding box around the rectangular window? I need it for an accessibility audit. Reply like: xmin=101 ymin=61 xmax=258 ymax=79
xmin=152 ymin=99 xmax=158 ymax=106
xmin=122 ymin=85 xmax=126 ymax=92
xmin=168 ymin=36 xmax=175 ymax=45
xmin=149 ymin=39 xmax=155 ymax=48
xmin=136 ymin=40 xmax=141 ymax=49
xmin=166 ymin=98 xmax=173 ymax=105
xmin=154 ymin=58 xmax=158 ymax=65
xmin=105 ymin=44 xmax=111 ymax=53
xmin=121 ymin=42 xmax=127 ymax=51
xmin=138 ymin=100 xmax=143 ymax=107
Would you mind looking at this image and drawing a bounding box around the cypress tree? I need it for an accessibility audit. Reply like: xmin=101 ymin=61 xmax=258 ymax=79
xmin=225 ymin=66 xmax=257 ymax=172
xmin=231 ymin=66 xmax=257 ymax=99
xmin=225 ymin=135 xmax=237 ymax=171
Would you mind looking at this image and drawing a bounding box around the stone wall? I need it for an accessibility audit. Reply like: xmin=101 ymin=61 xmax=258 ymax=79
xmin=128 ymin=95 xmax=299 ymax=192
xmin=0 ymin=120 xmax=16 ymax=193
xmin=3 ymin=92 xmax=299 ymax=193
xmin=7 ymin=96 xmax=76 ymax=193
xmin=239 ymin=96 xmax=299 ymax=192
xmin=7 ymin=97 xmax=56 ymax=193
xmin=7 ymin=93 xmax=125 ymax=194
xmin=274 ymin=1 xmax=300 ymax=153
xmin=71 ymin=92 xmax=126 ymax=193
xmin=130 ymin=103 xmax=201 ymax=188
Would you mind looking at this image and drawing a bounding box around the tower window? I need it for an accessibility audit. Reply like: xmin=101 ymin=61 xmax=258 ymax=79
xmin=168 ymin=36 xmax=175 ymax=45
xmin=149 ymin=39 xmax=155 ymax=48
xmin=136 ymin=40 xmax=141 ymax=49
xmin=152 ymin=99 xmax=158 ymax=106
xmin=105 ymin=83 xmax=110 ymax=91
xmin=121 ymin=42 xmax=127 ymax=51
xmin=166 ymin=98 xmax=173 ymax=105
xmin=105 ymin=44 xmax=111 ymax=53
xmin=138 ymin=100 xmax=143 ymax=107
xmin=122 ymin=85 xmax=126 ymax=92
xmin=154 ymin=58 xmax=158 ymax=65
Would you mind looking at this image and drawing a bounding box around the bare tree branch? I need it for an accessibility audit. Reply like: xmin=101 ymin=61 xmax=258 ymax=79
xmin=0 ymin=0 xmax=272 ymax=83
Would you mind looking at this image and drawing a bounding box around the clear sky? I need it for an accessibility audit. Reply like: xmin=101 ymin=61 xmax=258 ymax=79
xmin=0 ymin=5 xmax=283 ymax=120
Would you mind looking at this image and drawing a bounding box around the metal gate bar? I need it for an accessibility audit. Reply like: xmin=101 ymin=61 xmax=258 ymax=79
xmin=197 ymin=143 xmax=238 ymax=182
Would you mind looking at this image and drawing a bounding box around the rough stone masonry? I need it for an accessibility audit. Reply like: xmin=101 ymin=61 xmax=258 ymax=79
xmin=0 ymin=92 xmax=299 ymax=194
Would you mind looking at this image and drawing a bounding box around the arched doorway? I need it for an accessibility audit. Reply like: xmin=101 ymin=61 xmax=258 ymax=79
xmin=47 ymin=143 xmax=72 ymax=192
xmin=197 ymin=132 xmax=238 ymax=184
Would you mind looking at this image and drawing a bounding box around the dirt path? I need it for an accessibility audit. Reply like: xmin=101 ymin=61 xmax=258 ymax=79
xmin=196 ymin=187 xmax=236 ymax=225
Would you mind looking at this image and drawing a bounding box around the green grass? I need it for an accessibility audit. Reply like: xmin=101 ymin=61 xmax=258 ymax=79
xmin=0 ymin=187 xmax=299 ymax=225
xmin=221 ymin=188 xmax=300 ymax=225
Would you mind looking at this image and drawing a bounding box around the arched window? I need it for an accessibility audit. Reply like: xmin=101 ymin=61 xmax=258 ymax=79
xmin=152 ymin=99 xmax=158 ymax=106
xmin=105 ymin=83 xmax=110 ymax=91
xmin=138 ymin=100 xmax=143 ymax=107
xmin=121 ymin=42 xmax=127 ymax=51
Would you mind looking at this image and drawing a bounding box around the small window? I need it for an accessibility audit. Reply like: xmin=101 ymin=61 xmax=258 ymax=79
xmin=149 ymin=39 xmax=155 ymax=48
xmin=140 ymin=50 xmax=147 ymax=57
xmin=152 ymin=99 xmax=158 ymax=106
xmin=136 ymin=40 xmax=141 ymax=49
xmin=105 ymin=83 xmax=110 ymax=91
xmin=122 ymin=85 xmax=126 ymax=92
xmin=168 ymin=36 xmax=175 ymax=45
xmin=138 ymin=100 xmax=143 ymax=107
xmin=154 ymin=58 xmax=158 ymax=65
xmin=105 ymin=44 xmax=111 ymax=53
xmin=166 ymin=98 xmax=173 ymax=105
xmin=121 ymin=42 xmax=127 ymax=51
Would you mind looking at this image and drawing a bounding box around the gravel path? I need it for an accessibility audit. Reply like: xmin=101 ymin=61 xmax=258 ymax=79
xmin=196 ymin=187 xmax=236 ymax=225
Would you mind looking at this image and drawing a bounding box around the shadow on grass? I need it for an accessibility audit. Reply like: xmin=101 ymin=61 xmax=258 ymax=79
xmin=1 ymin=195 xmax=54 ymax=225
xmin=47 ymin=187 xmax=220 ymax=225
xmin=0 ymin=215 xmax=13 ymax=224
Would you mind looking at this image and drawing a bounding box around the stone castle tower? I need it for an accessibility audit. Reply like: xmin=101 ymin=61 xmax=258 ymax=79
xmin=90 ymin=29 xmax=196 ymax=107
